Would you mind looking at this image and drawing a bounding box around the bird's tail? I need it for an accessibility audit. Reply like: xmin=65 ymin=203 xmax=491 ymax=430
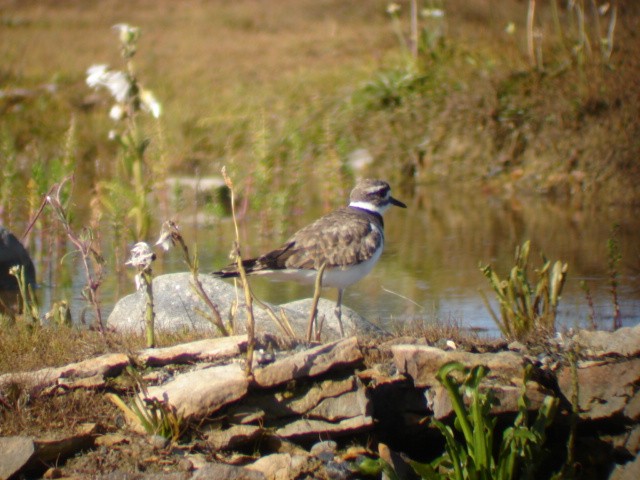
xmin=212 ymin=258 xmax=260 ymax=278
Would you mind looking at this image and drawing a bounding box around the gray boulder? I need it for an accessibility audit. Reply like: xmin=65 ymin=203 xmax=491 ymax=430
xmin=106 ymin=272 xmax=384 ymax=341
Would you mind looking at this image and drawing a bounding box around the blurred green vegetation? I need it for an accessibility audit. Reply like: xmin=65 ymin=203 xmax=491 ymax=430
xmin=0 ymin=0 xmax=638 ymax=232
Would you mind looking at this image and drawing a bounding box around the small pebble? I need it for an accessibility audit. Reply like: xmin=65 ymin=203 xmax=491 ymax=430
xmin=177 ymin=458 xmax=194 ymax=471
xmin=43 ymin=467 xmax=63 ymax=479
xmin=310 ymin=440 xmax=337 ymax=458
xmin=324 ymin=460 xmax=350 ymax=480
xmin=150 ymin=434 xmax=170 ymax=449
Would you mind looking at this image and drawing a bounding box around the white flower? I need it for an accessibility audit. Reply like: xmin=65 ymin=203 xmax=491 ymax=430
xmin=126 ymin=242 xmax=156 ymax=270
xmin=109 ymin=104 xmax=125 ymax=121
xmin=112 ymin=23 xmax=140 ymax=45
xmin=155 ymin=230 xmax=173 ymax=251
xmin=140 ymin=89 xmax=162 ymax=118
xmin=86 ymin=64 xmax=109 ymax=88
xmin=387 ymin=3 xmax=401 ymax=15
xmin=505 ymin=22 xmax=516 ymax=35
xmin=86 ymin=64 xmax=130 ymax=103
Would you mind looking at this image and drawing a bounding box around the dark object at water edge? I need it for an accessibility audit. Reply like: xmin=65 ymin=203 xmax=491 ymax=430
xmin=0 ymin=226 xmax=36 ymax=291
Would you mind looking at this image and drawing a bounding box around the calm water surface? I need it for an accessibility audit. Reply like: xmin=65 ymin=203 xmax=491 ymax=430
xmin=32 ymin=185 xmax=640 ymax=337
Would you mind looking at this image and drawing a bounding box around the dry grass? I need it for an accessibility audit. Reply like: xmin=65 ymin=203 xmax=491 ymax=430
xmin=0 ymin=387 xmax=117 ymax=437
xmin=0 ymin=322 xmax=209 ymax=437
xmin=0 ymin=322 xmax=205 ymax=375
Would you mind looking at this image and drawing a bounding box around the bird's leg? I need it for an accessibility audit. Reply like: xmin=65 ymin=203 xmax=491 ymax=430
xmin=306 ymin=262 xmax=327 ymax=342
xmin=335 ymin=289 xmax=345 ymax=338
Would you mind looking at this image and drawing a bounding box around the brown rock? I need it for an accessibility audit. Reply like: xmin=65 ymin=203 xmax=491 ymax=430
xmin=246 ymin=453 xmax=293 ymax=480
xmin=94 ymin=433 xmax=129 ymax=447
xmin=0 ymin=353 xmax=130 ymax=396
xmin=252 ymin=337 xmax=363 ymax=388
xmin=625 ymin=390 xmax=640 ymax=421
xmin=192 ymin=462 xmax=266 ymax=480
xmin=57 ymin=374 xmax=106 ymax=390
xmin=206 ymin=425 xmax=263 ymax=451
xmin=378 ymin=442 xmax=419 ymax=480
xmin=236 ymin=376 xmax=359 ymax=421
xmin=33 ymin=423 xmax=101 ymax=464
xmin=42 ymin=467 xmax=63 ymax=479
xmin=276 ymin=415 xmax=373 ymax=440
xmin=558 ymin=358 xmax=640 ymax=420
xmin=308 ymin=388 xmax=370 ymax=421
xmin=0 ymin=437 xmax=35 ymax=480
xmin=286 ymin=377 xmax=357 ymax=414
xmin=261 ymin=436 xmax=309 ymax=456
xmin=573 ymin=324 xmax=640 ymax=358
xmin=0 ymin=425 xmax=101 ymax=479
xmin=145 ymin=363 xmax=248 ymax=420
xmin=391 ymin=345 xmax=525 ymax=388
xmin=137 ymin=335 xmax=247 ymax=366
xmin=228 ymin=405 xmax=266 ymax=425
xmin=609 ymin=454 xmax=640 ymax=480
xmin=428 ymin=380 xmax=553 ymax=419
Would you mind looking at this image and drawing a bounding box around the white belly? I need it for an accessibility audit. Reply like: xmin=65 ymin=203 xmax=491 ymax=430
xmin=252 ymin=245 xmax=383 ymax=290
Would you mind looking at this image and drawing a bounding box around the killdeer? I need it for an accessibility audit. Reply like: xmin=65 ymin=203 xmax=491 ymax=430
xmin=214 ymin=179 xmax=406 ymax=336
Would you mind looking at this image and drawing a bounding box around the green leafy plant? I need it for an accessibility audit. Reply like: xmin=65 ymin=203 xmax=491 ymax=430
xmin=9 ymin=264 xmax=39 ymax=323
xmin=107 ymin=367 xmax=185 ymax=442
xmin=412 ymin=362 xmax=558 ymax=480
xmin=479 ymin=240 xmax=568 ymax=341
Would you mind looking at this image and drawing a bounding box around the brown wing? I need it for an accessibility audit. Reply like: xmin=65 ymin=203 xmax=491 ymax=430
xmin=214 ymin=208 xmax=383 ymax=276
xmin=267 ymin=208 xmax=383 ymax=270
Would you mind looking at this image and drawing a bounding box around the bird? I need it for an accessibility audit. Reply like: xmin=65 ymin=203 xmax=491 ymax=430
xmin=213 ymin=178 xmax=406 ymax=336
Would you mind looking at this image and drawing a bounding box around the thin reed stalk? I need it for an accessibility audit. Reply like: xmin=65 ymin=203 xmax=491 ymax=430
xmin=306 ymin=262 xmax=327 ymax=342
xmin=46 ymin=176 xmax=105 ymax=333
xmin=222 ymin=168 xmax=256 ymax=375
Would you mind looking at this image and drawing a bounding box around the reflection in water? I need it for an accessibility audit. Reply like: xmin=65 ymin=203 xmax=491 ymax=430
xmin=25 ymin=185 xmax=640 ymax=337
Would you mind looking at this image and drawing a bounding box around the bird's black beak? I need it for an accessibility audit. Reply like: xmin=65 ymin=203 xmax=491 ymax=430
xmin=390 ymin=196 xmax=407 ymax=208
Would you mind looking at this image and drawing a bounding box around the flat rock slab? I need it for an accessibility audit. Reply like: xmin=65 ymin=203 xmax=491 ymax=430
xmin=0 ymin=353 xmax=130 ymax=396
xmin=0 ymin=436 xmax=35 ymax=480
xmin=247 ymin=453 xmax=308 ymax=480
xmin=0 ymin=424 xmax=99 ymax=480
xmin=427 ymin=380 xmax=553 ymax=420
xmin=391 ymin=345 xmax=525 ymax=388
xmin=206 ymin=424 xmax=264 ymax=451
xmin=136 ymin=335 xmax=247 ymax=366
xmin=252 ymin=337 xmax=363 ymax=388
xmin=192 ymin=462 xmax=266 ymax=480
xmin=276 ymin=415 xmax=374 ymax=441
xmin=146 ymin=363 xmax=249 ymax=420
xmin=558 ymin=357 xmax=640 ymax=420
xmin=107 ymin=272 xmax=379 ymax=341
xmin=235 ymin=376 xmax=358 ymax=421
xmin=573 ymin=324 xmax=640 ymax=358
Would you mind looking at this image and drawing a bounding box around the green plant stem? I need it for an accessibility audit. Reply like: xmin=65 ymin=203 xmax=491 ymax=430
xmin=142 ymin=270 xmax=155 ymax=348
xmin=235 ymin=244 xmax=255 ymax=376
xmin=222 ymin=168 xmax=256 ymax=376
xmin=178 ymin=238 xmax=229 ymax=336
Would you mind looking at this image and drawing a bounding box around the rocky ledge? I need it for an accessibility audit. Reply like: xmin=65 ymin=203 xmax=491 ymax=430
xmin=1 ymin=323 xmax=639 ymax=479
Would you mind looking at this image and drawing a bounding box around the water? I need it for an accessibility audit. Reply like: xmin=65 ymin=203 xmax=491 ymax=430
xmin=23 ymin=184 xmax=640 ymax=337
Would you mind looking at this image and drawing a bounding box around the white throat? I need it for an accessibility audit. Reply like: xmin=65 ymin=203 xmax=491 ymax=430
xmin=349 ymin=200 xmax=389 ymax=215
